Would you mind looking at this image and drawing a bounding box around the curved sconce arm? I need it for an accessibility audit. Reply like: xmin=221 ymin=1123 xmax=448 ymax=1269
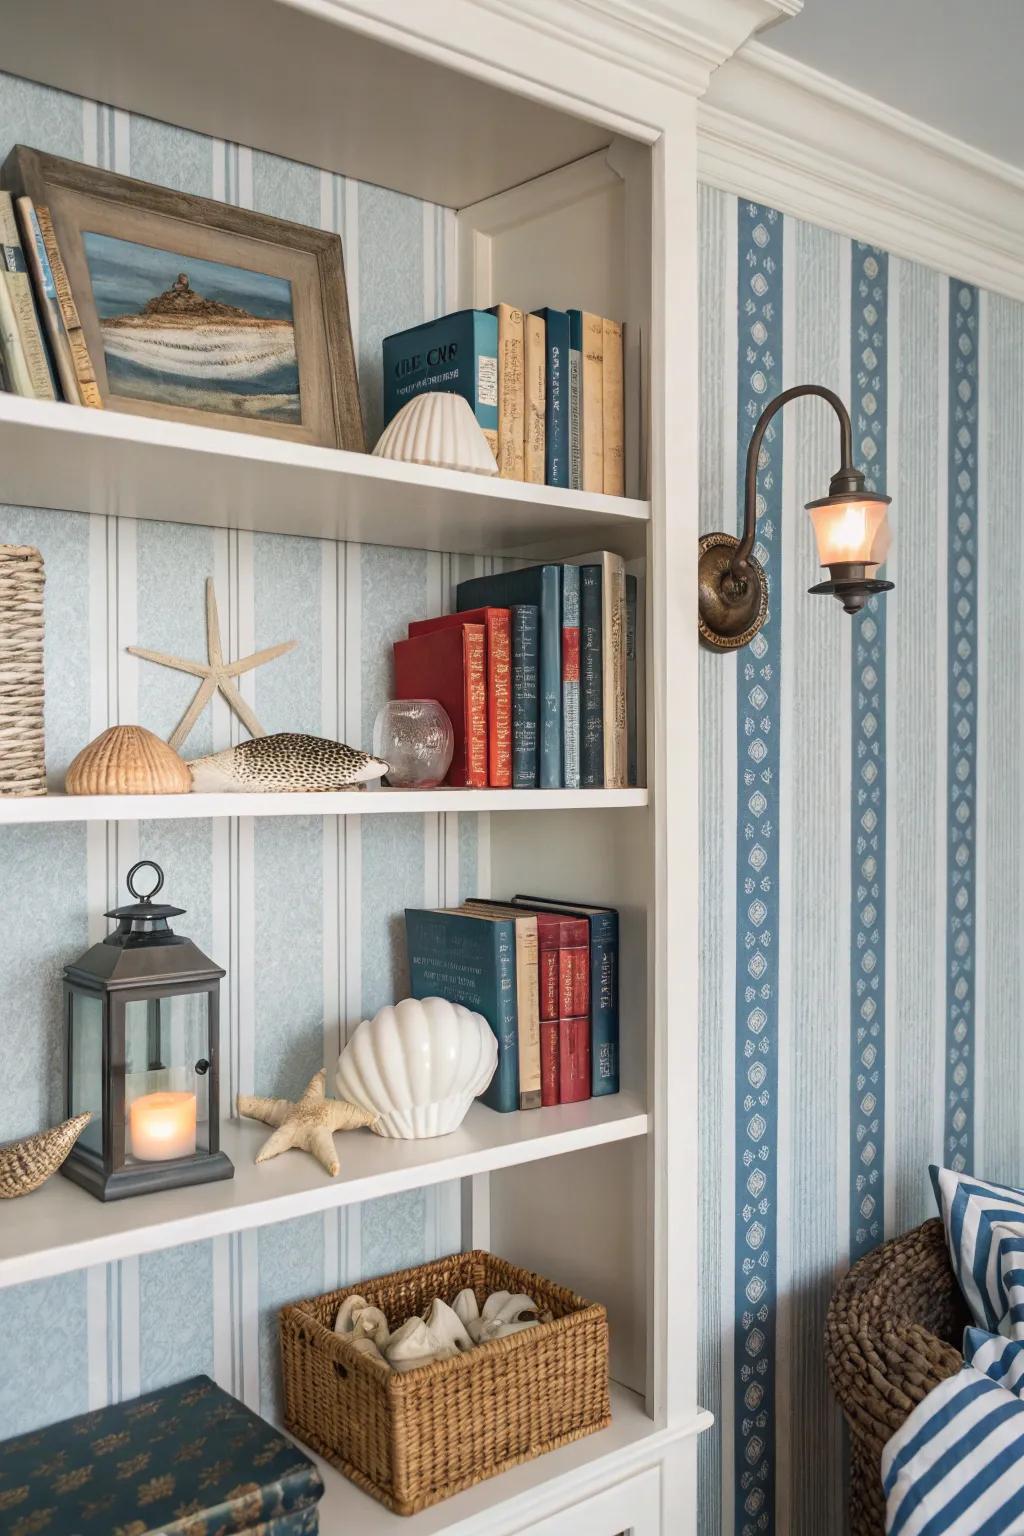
xmin=698 ymin=384 xmax=893 ymax=652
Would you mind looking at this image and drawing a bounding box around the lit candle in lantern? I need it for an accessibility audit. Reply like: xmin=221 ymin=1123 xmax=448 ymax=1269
xmin=129 ymin=1091 xmax=197 ymax=1162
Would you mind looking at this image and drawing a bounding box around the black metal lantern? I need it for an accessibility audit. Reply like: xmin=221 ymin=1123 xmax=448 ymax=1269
xmin=62 ymin=860 xmax=233 ymax=1201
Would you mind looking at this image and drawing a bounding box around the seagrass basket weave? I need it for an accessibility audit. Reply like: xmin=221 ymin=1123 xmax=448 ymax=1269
xmin=280 ymin=1249 xmax=611 ymax=1516
xmin=0 ymin=546 xmax=45 ymax=796
xmin=824 ymin=1218 xmax=968 ymax=1535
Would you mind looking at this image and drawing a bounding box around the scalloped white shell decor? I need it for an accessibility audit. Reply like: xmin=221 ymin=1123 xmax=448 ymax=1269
xmin=335 ymin=996 xmax=498 ymax=1138
xmin=372 ymin=392 xmax=498 ymax=476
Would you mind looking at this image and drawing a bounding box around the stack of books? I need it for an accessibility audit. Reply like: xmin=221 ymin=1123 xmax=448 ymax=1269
xmin=382 ymin=305 xmax=625 ymax=494
xmin=0 ymin=191 xmax=101 ymax=405
xmin=392 ymin=555 xmax=641 ymax=789
xmin=405 ymin=895 xmax=619 ymax=1112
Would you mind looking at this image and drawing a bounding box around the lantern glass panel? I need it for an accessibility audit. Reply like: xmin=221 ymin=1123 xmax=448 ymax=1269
xmin=69 ymin=992 xmax=103 ymax=1156
xmin=123 ymin=994 xmax=211 ymax=1164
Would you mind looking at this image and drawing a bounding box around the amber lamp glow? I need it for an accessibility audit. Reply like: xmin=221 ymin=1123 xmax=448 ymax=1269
xmin=698 ymin=384 xmax=894 ymax=651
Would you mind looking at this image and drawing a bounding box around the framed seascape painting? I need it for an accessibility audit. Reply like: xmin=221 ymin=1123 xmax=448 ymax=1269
xmin=1 ymin=145 xmax=364 ymax=450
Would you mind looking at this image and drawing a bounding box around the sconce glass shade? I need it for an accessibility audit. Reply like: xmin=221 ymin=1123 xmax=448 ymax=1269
xmin=806 ymin=491 xmax=892 ymax=569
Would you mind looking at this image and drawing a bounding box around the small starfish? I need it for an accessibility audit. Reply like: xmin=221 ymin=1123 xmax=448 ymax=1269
xmin=237 ymin=1070 xmax=377 ymax=1177
xmin=128 ymin=577 xmax=296 ymax=752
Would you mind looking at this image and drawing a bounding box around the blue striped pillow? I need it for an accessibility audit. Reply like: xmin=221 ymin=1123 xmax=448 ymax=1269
xmin=882 ymin=1361 xmax=1024 ymax=1534
xmin=966 ymin=1328 xmax=1024 ymax=1396
xmin=931 ymin=1166 xmax=1024 ymax=1337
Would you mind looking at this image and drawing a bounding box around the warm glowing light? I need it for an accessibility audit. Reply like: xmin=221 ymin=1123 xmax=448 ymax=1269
xmin=807 ymin=497 xmax=890 ymax=568
xmin=129 ymin=1090 xmax=197 ymax=1161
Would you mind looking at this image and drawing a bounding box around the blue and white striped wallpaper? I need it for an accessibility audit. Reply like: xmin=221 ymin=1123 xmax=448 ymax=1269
xmin=0 ymin=72 xmax=487 ymax=1439
xmin=698 ymin=185 xmax=1024 ymax=1534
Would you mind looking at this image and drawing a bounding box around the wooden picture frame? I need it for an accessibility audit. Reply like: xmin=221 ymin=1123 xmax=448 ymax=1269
xmin=2 ymin=145 xmax=364 ymax=450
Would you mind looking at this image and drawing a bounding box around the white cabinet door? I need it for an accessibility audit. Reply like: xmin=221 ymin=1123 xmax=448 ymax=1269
xmin=515 ymin=1466 xmax=660 ymax=1536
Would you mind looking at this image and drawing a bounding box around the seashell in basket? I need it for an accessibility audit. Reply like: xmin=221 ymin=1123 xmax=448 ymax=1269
xmin=0 ymin=1112 xmax=92 ymax=1198
xmin=372 ymin=392 xmax=498 ymax=476
xmin=336 ymin=996 xmax=498 ymax=1138
xmin=65 ymin=725 xmax=191 ymax=795
xmin=187 ymin=733 xmax=389 ymax=793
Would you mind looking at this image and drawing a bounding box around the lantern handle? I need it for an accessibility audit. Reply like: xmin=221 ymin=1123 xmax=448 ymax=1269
xmin=126 ymin=860 xmax=164 ymax=903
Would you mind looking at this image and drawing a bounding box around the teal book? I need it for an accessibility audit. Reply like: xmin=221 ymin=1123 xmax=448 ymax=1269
xmin=0 ymin=1375 xmax=323 ymax=1534
xmin=382 ymin=308 xmax=498 ymax=457
xmin=456 ymin=565 xmax=562 ymax=788
xmin=533 ymin=306 xmax=569 ymax=487
xmin=405 ymin=906 xmax=519 ymax=1113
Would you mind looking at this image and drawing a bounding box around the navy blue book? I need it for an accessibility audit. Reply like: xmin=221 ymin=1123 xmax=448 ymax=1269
xmin=626 ymin=572 xmax=638 ymax=787
xmin=580 ymin=564 xmax=604 ymax=787
xmin=382 ymin=309 xmax=498 ymax=458
xmin=568 ymin=309 xmax=583 ymax=489
xmin=533 ymin=307 xmax=569 ymax=488
xmin=511 ymin=895 xmax=619 ymax=1097
xmin=405 ymin=906 xmax=519 ymax=1112
xmin=511 ymin=602 xmax=539 ymax=787
xmin=457 ymin=566 xmax=562 ymax=788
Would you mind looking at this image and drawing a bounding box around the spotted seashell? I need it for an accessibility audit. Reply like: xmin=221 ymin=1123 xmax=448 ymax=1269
xmin=187 ymin=733 xmax=389 ymax=793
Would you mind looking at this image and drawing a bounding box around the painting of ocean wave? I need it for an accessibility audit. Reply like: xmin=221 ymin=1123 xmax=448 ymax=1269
xmin=82 ymin=232 xmax=301 ymax=423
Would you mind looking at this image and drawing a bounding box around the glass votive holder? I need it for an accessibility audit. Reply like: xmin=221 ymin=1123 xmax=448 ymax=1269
xmin=373 ymin=699 xmax=455 ymax=788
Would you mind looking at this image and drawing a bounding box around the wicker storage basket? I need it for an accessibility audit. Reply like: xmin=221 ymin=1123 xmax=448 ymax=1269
xmin=280 ymin=1249 xmax=611 ymax=1516
xmin=0 ymin=546 xmax=45 ymax=797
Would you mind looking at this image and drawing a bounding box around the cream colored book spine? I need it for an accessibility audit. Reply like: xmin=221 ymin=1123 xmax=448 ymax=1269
xmin=493 ymin=302 xmax=524 ymax=480
xmin=581 ymin=310 xmax=604 ymax=493
xmin=0 ymin=275 xmax=32 ymax=395
xmin=602 ymin=317 xmax=624 ymax=495
xmin=15 ymin=197 xmax=80 ymax=405
xmin=0 ymin=191 xmax=54 ymax=399
xmin=462 ymin=901 xmax=541 ymax=1109
xmin=35 ymin=206 xmax=102 ymax=409
xmin=524 ymin=310 xmax=546 ymax=485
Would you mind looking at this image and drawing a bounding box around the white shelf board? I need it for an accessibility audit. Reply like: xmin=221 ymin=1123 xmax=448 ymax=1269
xmin=0 ymin=787 xmax=649 ymax=825
xmin=0 ymin=1095 xmax=648 ymax=1289
xmin=0 ymin=0 xmax=618 ymax=210
xmin=0 ymin=396 xmax=648 ymax=559
xmin=310 ymin=1385 xmax=714 ymax=1536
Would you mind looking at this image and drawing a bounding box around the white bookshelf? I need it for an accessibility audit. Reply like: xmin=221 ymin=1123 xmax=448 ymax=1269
xmin=0 ymin=1095 xmax=648 ymax=1289
xmin=0 ymin=394 xmax=648 ymax=559
xmin=0 ymin=787 xmax=649 ymax=824
xmin=0 ymin=0 xmax=793 ymax=1529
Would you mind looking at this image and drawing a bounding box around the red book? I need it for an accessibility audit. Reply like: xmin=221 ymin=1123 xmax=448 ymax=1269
xmin=524 ymin=912 xmax=588 ymax=1106
xmin=407 ymin=608 xmax=512 ymax=786
xmin=559 ymin=1016 xmax=591 ymax=1104
xmin=393 ymin=625 xmax=487 ymax=787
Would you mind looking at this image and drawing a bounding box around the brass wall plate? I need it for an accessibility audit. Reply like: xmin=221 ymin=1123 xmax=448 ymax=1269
xmin=697 ymin=532 xmax=769 ymax=652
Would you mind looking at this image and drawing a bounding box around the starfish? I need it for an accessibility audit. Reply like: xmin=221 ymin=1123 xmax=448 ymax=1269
xmin=237 ymin=1070 xmax=378 ymax=1177
xmin=128 ymin=577 xmax=296 ymax=752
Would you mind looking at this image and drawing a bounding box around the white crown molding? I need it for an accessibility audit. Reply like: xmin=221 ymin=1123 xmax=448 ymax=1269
xmin=472 ymin=0 xmax=802 ymax=95
xmin=699 ymin=40 xmax=1024 ymax=301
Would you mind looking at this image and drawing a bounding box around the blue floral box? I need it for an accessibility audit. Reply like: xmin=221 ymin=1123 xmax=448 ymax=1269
xmin=0 ymin=1375 xmax=323 ymax=1536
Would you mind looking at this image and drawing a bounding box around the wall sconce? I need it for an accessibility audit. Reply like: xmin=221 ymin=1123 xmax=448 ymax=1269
xmin=698 ymin=385 xmax=893 ymax=651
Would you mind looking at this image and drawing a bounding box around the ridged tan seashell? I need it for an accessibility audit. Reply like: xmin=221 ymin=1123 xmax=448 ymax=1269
xmin=372 ymin=392 xmax=498 ymax=476
xmin=65 ymin=725 xmax=191 ymax=795
xmin=0 ymin=1112 xmax=92 ymax=1198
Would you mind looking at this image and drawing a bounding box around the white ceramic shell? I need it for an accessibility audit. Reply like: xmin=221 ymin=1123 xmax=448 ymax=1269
xmin=372 ymin=392 xmax=498 ymax=476
xmin=335 ymin=996 xmax=498 ymax=1138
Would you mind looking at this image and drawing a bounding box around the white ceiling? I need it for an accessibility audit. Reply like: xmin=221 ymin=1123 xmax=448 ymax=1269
xmin=761 ymin=0 xmax=1024 ymax=170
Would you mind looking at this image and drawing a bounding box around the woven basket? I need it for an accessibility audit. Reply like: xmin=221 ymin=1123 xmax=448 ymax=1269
xmin=280 ymin=1249 xmax=611 ymax=1516
xmin=824 ymin=1218 xmax=968 ymax=1534
xmin=0 ymin=546 xmax=45 ymax=796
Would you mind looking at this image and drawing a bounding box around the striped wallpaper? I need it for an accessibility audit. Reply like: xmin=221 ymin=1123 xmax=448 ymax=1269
xmin=0 ymin=72 xmax=489 ymax=1438
xmin=698 ymin=184 xmax=1024 ymax=1534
